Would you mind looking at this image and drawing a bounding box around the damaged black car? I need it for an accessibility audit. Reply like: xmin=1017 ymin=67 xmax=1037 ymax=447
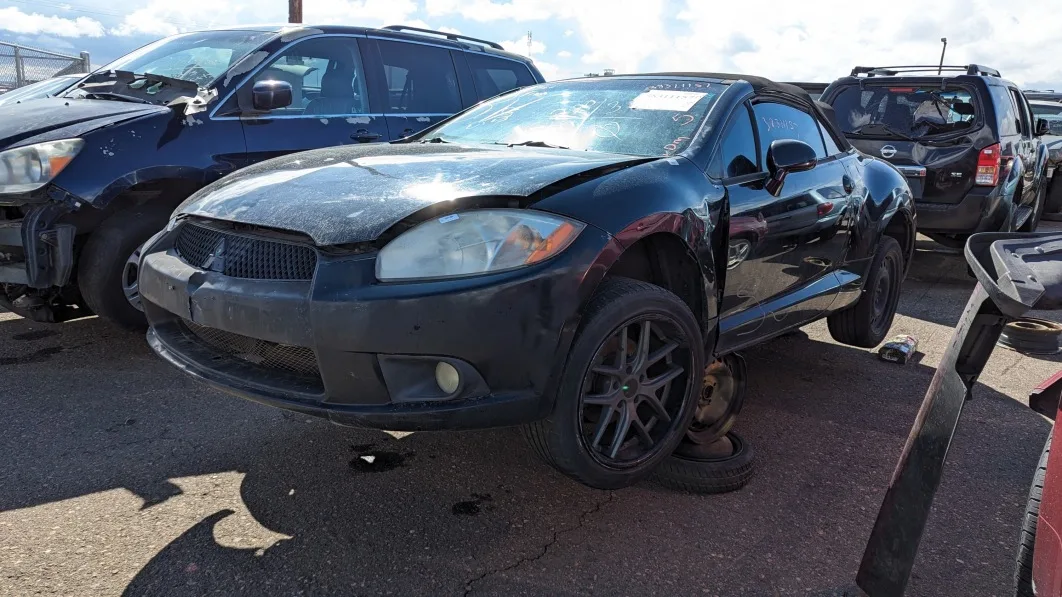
xmin=139 ymin=74 xmax=916 ymax=489
xmin=0 ymin=25 xmax=542 ymax=327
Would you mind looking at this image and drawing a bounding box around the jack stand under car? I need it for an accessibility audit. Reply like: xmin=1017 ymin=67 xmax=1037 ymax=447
xmin=856 ymin=231 xmax=1062 ymax=596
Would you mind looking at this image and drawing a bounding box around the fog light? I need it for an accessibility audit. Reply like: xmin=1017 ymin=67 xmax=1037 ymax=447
xmin=435 ymin=362 xmax=460 ymax=394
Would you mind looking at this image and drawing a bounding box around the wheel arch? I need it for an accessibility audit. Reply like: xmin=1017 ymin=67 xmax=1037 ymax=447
xmin=587 ymin=219 xmax=722 ymax=355
xmin=848 ymin=157 xmax=917 ymax=273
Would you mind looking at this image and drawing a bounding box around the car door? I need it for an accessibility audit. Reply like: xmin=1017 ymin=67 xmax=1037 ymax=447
xmin=1010 ymin=87 xmax=1038 ymax=206
xmin=717 ymin=99 xmax=852 ymax=350
xmin=362 ymin=39 xmax=464 ymax=140
xmin=226 ymin=35 xmax=389 ymax=165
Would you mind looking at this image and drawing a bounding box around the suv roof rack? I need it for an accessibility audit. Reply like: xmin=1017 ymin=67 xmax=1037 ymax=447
xmin=382 ymin=25 xmax=505 ymax=50
xmin=849 ymin=64 xmax=1001 ymax=78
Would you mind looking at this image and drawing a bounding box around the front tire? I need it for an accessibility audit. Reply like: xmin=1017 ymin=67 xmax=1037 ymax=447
xmin=522 ymin=277 xmax=704 ymax=489
xmin=78 ymin=206 xmax=171 ymax=330
xmin=827 ymin=235 xmax=904 ymax=348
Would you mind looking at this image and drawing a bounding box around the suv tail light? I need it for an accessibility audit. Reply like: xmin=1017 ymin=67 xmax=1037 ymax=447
xmin=976 ymin=143 xmax=1002 ymax=186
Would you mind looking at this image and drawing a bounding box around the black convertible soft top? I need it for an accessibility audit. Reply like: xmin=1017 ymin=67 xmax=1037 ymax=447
xmin=611 ymin=72 xmax=853 ymax=152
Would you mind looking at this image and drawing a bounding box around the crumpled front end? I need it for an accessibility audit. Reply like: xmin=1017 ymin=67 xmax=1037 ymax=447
xmin=140 ymin=214 xmax=615 ymax=431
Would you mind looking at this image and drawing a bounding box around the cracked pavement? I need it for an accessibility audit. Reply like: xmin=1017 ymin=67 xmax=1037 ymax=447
xmin=1 ymin=229 xmax=1059 ymax=596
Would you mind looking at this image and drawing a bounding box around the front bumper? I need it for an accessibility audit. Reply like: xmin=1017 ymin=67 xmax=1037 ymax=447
xmin=914 ymin=186 xmax=1007 ymax=234
xmin=141 ymin=220 xmax=612 ymax=431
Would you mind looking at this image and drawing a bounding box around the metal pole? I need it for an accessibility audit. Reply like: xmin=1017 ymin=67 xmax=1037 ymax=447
xmin=937 ymin=37 xmax=947 ymax=75
xmin=13 ymin=46 xmax=25 ymax=88
xmin=80 ymin=51 xmax=90 ymax=73
xmin=288 ymin=0 xmax=302 ymax=23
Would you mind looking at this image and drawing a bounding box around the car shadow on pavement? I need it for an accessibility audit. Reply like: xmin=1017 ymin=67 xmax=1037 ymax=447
xmin=110 ymin=331 xmax=1051 ymax=597
xmin=0 ymin=292 xmax=1053 ymax=596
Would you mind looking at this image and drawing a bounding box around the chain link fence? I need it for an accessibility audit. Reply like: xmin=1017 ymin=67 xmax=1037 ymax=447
xmin=0 ymin=42 xmax=90 ymax=92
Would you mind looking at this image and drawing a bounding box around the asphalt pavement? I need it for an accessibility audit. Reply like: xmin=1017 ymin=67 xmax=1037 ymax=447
xmin=1 ymin=231 xmax=1059 ymax=597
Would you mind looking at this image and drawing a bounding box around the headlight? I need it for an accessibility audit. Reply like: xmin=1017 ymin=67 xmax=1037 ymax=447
xmin=1050 ymin=148 xmax=1061 ymax=163
xmin=0 ymin=139 xmax=84 ymax=193
xmin=376 ymin=209 xmax=585 ymax=281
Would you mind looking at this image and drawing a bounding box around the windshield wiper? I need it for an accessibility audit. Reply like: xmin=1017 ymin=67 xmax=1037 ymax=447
xmin=503 ymin=140 xmax=569 ymax=149
xmin=81 ymin=91 xmax=154 ymax=104
xmin=850 ymin=122 xmax=918 ymax=142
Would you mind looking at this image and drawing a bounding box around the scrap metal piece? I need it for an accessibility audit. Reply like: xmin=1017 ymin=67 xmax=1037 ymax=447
xmin=857 ymin=232 xmax=1062 ymax=597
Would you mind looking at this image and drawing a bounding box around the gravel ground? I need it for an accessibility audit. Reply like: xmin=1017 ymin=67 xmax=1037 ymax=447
xmin=0 ymin=231 xmax=1059 ymax=597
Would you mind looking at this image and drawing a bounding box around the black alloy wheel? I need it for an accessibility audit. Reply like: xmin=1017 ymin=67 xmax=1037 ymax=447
xmin=578 ymin=316 xmax=694 ymax=468
xmin=522 ymin=277 xmax=704 ymax=490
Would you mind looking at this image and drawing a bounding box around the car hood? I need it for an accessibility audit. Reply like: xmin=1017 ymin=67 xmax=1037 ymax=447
xmin=177 ymin=143 xmax=653 ymax=246
xmin=0 ymin=97 xmax=170 ymax=150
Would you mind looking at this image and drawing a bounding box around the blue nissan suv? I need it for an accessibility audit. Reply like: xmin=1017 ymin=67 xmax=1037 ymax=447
xmin=0 ymin=24 xmax=543 ymax=328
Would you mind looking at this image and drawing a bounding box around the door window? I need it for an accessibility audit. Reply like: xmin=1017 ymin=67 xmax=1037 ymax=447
xmin=377 ymin=40 xmax=461 ymax=114
xmin=465 ymin=53 xmax=536 ymax=100
xmin=1010 ymin=89 xmax=1033 ymax=136
xmin=819 ymin=122 xmax=842 ymax=156
xmin=712 ymin=105 xmax=760 ymax=178
xmin=752 ymin=102 xmax=828 ymax=163
xmin=990 ymin=86 xmax=1019 ymax=136
xmin=251 ymin=37 xmax=369 ymax=115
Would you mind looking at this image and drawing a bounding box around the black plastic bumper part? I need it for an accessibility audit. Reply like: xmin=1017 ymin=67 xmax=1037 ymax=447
xmin=857 ymin=232 xmax=1062 ymax=596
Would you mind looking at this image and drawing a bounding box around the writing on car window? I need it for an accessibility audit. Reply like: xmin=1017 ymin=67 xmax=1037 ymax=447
xmin=427 ymin=79 xmax=728 ymax=157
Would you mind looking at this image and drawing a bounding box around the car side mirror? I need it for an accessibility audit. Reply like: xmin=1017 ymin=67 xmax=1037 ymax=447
xmin=765 ymin=139 xmax=817 ymax=196
xmin=1035 ymin=117 xmax=1050 ymax=137
xmin=251 ymin=80 xmax=293 ymax=112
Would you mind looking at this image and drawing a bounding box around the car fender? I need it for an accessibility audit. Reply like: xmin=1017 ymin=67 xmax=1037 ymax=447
xmin=531 ymin=157 xmax=726 ymax=341
xmin=843 ymin=155 xmax=916 ymax=269
xmin=48 ymin=110 xmax=246 ymax=210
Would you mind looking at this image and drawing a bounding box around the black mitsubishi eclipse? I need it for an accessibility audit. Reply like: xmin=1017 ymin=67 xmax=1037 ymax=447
xmin=139 ymin=74 xmax=916 ymax=489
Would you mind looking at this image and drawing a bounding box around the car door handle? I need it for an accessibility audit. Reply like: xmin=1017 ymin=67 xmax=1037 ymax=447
xmin=351 ymin=130 xmax=382 ymax=142
xmin=401 ymin=128 xmax=415 ymax=137
xmin=842 ymin=175 xmax=855 ymax=194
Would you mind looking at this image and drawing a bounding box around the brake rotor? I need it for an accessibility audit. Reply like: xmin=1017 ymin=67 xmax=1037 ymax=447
xmin=998 ymin=317 xmax=1062 ymax=355
xmin=685 ymin=354 xmax=746 ymax=445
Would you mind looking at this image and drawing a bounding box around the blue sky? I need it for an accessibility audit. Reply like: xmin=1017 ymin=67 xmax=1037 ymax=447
xmin=2 ymin=0 xmax=1060 ymax=90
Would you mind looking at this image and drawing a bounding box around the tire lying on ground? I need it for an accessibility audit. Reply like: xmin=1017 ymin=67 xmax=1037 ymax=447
xmin=651 ymin=431 xmax=756 ymax=494
xmin=999 ymin=318 xmax=1062 ymax=355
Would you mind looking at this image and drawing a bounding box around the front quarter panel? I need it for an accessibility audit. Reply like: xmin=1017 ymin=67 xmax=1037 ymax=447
xmin=49 ymin=109 xmax=247 ymax=209
xmin=532 ymin=156 xmax=725 ymax=324
xmin=844 ymin=152 xmax=916 ymax=269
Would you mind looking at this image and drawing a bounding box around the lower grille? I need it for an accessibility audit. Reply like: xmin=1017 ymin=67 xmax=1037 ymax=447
xmin=180 ymin=319 xmax=319 ymax=377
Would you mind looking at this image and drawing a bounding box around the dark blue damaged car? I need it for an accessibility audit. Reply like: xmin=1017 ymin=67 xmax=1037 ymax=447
xmin=0 ymin=24 xmax=541 ymax=328
xmin=139 ymin=73 xmax=917 ymax=489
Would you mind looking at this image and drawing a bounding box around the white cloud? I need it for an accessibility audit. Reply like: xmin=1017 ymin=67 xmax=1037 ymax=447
xmin=0 ymin=7 xmax=104 ymax=37
xmin=564 ymin=29 xmax=574 ymax=37
xmin=557 ymin=50 xmax=571 ymax=58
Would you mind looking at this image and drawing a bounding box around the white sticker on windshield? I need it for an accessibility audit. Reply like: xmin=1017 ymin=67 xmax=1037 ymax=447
xmin=630 ymin=90 xmax=707 ymax=111
xmin=439 ymin=214 xmax=460 ymax=224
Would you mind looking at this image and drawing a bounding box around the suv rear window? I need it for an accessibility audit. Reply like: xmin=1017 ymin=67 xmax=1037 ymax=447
xmin=829 ymin=85 xmax=978 ymax=139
